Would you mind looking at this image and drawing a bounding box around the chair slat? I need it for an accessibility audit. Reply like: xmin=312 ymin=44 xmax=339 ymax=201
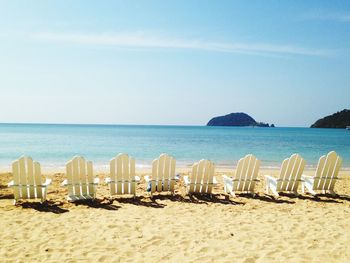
xmin=163 ymin=154 xmax=170 ymax=191
xmin=18 ymin=157 xmax=28 ymax=199
xmin=110 ymin=159 xmax=116 ymax=195
xmin=87 ymin=161 xmax=94 ymax=195
xmin=196 ymin=160 xmax=205 ymax=193
xmin=151 ymin=159 xmax=158 ymax=193
xmin=116 ymin=154 xmax=123 ymax=194
xmin=130 ymin=157 xmax=136 ymax=194
xmin=26 ymin=157 xmax=35 ymax=198
xmin=12 ymin=161 xmax=20 ymax=200
xmin=169 ymin=158 xmax=176 ymax=192
xmin=79 ymin=157 xmax=88 ymax=196
xmin=72 ymin=157 xmax=81 ymax=196
xmin=189 ymin=163 xmax=197 ymax=193
xmin=157 ymin=154 xmax=165 ymax=191
xmin=122 ymin=154 xmax=130 ymax=194
xmin=34 ymin=161 xmax=42 ymax=199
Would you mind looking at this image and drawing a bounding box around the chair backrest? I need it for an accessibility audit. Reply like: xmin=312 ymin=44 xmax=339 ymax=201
xmin=233 ymin=154 xmax=260 ymax=191
xmin=189 ymin=159 xmax=215 ymax=194
xmin=313 ymin=151 xmax=342 ymax=191
xmin=277 ymin=153 xmax=305 ymax=192
xmin=66 ymin=156 xmax=94 ymax=197
xmin=12 ymin=156 xmax=42 ymax=200
xmin=150 ymin=153 xmax=176 ymax=193
xmin=109 ymin=153 xmax=136 ymax=195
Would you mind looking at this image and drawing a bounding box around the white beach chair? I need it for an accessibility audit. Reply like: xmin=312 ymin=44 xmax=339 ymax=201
xmin=8 ymin=156 xmax=51 ymax=204
xmin=223 ymin=154 xmax=260 ymax=197
xmin=265 ymin=154 xmax=305 ymax=197
xmin=184 ymin=159 xmax=217 ymax=195
xmin=301 ymin=151 xmax=342 ymax=196
xmin=105 ymin=153 xmax=140 ymax=197
xmin=144 ymin=153 xmax=177 ymax=195
xmin=62 ymin=156 xmax=99 ymax=201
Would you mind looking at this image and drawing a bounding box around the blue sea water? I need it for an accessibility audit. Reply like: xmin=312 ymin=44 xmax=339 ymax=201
xmin=0 ymin=123 xmax=349 ymax=170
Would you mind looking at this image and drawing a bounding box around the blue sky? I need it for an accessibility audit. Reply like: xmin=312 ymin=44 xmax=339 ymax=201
xmin=0 ymin=1 xmax=349 ymax=127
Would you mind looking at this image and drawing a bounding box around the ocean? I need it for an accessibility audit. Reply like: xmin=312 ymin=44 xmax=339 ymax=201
xmin=0 ymin=123 xmax=349 ymax=171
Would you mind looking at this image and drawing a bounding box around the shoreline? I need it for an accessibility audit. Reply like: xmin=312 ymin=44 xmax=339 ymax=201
xmin=1 ymin=164 xmax=350 ymax=174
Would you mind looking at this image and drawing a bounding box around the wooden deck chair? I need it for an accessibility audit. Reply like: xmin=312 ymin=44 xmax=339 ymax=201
xmin=184 ymin=159 xmax=217 ymax=195
xmin=105 ymin=153 xmax=140 ymax=197
xmin=144 ymin=153 xmax=176 ymax=195
xmin=62 ymin=156 xmax=99 ymax=201
xmin=265 ymin=154 xmax=305 ymax=197
xmin=8 ymin=156 xmax=51 ymax=204
xmin=301 ymin=151 xmax=342 ymax=196
xmin=223 ymin=154 xmax=260 ymax=197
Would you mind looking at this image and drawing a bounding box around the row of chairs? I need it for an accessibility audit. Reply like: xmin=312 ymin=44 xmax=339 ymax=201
xmin=7 ymin=151 xmax=343 ymax=204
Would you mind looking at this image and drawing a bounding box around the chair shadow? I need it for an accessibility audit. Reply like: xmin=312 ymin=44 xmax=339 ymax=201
xmin=0 ymin=193 xmax=13 ymax=199
xmin=192 ymin=193 xmax=245 ymax=205
xmin=240 ymin=193 xmax=295 ymax=204
xmin=278 ymin=193 xmax=341 ymax=203
xmin=113 ymin=196 xmax=166 ymax=208
xmin=20 ymin=200 xmax=69 ymax=214
xmin=73 ymin=198 xmax=121 ymax=210
xmin=151 ymin=193 xmax=244 ymax=205
xmin=150 ymin=193 xmax=205 ymax=204
xmin=322 ymin=194 xmax=350 ymax=202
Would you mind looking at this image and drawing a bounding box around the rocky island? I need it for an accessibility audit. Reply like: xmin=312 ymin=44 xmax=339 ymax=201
xmin=311 ymin=109 xmax=350 ymax=128
xmin=207 ymin=112 xmax=274 ymax=127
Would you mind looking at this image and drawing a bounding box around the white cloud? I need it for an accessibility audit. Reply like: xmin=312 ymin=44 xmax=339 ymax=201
xmin=303 ymin=12 xmax=350 ymax=22
xmin=27 ymin=31 xmax=334 ymax=57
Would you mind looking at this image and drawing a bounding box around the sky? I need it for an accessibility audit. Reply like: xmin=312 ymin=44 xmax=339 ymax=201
xmin=0 ymin=0 xmax=349 ymax=127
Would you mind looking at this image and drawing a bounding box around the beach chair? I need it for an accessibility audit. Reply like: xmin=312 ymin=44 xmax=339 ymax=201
xmin=223 ymin=154 xmax=260 ymax=197
xmin=8 ymin=156 xmax=51 ymax=204
xmin=105 ymin=153 xmax=140 ymax=197
xmin=184 ymin=159 xmax=217 ymax=195
xmin=144 ymin=153 xmax=177 ymax=195
xmin=62 ymin=156 xmax=99 ymax=201
xmin=265 ymin=154 xmax=305 ymax=197
xmin=301 ymin=151 xmax=342 ymax=196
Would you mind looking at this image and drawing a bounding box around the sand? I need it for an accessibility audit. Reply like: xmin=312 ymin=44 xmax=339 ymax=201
xmin=0 ymin=169 xmax=350 ymax=263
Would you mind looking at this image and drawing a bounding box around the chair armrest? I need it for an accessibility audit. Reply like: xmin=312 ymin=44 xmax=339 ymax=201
xmin=183 ymin=176 xmax=190 ymax=185
xmin=8 ymin=180 xmax=14 ymax=187
xmin=105 ymin=177 xmax=111 ymax=184
xmin=144 ymin=175 xmax=151 ymax=182
xmin=213 ymin=176 xmax=218 ymax=185
xmin=264 ymin=175 xmax=277 ymax=183
xmin=301 ymin=174 xmax=314 ymax=183
xmin=44 ymin=178 xmax=52 ymax=186
xmin=222 ymin=175 xmax=232 ymax=181
xmin=222 ymin=175 xmax=233 ymax=186
xmin=61 ymin=179 xmax=68 ymax=186
xmin=94 ymin=178 xmax=100 ymax=184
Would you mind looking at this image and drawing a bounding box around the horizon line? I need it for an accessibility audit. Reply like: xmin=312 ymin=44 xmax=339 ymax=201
xmin=0 ymin=121 xmax=308 ymax=128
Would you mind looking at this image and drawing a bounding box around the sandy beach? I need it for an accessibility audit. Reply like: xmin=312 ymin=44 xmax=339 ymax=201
xmin=0 ymin=168 xmax=349 ymax=263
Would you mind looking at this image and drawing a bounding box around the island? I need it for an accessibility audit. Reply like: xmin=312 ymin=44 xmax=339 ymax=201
xmin=310 ymin=109 xmax=350 ymax=128
xmin=207 ymin=112 xmax=274 ymax=127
